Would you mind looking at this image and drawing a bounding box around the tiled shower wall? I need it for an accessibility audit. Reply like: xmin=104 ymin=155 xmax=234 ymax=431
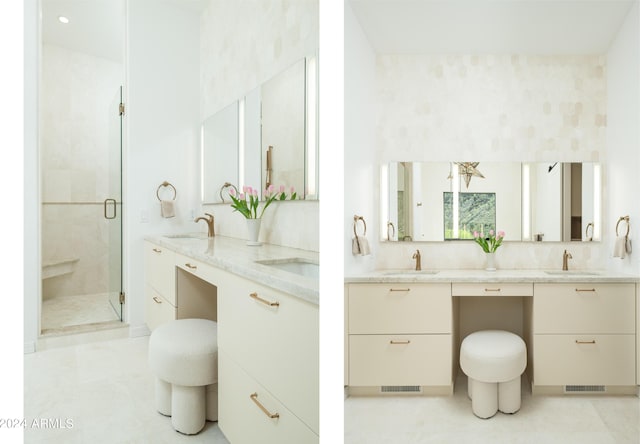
xmin=41 ymin=44 xmax=122 ymax=298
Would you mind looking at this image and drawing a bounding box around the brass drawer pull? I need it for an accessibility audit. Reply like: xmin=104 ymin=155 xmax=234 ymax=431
xmin=390 ymin=340 xmax=411 ymax=345
xmin=185 ymin=263 xmax=197 ymax=270
xmin=389 ymin=288 xmax=410 ymax=292
xmin=250 ymin=292 xmax=280 ymax=307
xmin=152 ymin=297 xmax=162 ymax=304
xmin=575 ymin=340 xmax=596 ymax=344
xmin=152 ymin=248 xmax=162 ymax=253
xmin=250 ymin=393 xmax=279 ymax=419
xmin=575 ymin=288 xmax=596 ymax=292
xmin=484 ymin=288 xmax=501 ymax=292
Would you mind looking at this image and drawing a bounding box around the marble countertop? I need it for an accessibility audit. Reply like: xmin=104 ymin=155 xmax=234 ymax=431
xmin=345 ymin=268 xmax=640 ymax=284
xmin=146 ymin=234 xmax=319 ymax=306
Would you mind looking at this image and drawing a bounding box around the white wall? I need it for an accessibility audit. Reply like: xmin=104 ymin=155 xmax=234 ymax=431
xmin=199 ymin=0 xmax=319 ymax=252
xmin=344 ymin=1 xmax=377 ymax=274
xmin=605 ymin=1 xmax=640 ymax=274
xmin=126 ymin=0 xmax=201 ymax=335
xmin=24 ymin=0 xmax=40 ymax=352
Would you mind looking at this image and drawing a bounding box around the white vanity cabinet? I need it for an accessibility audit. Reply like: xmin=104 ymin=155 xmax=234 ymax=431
xmin=533 ymin=283 xmax=636 ymax=391
xmin=217 ymin=272 xmax=319 ymax=442
xmin=144 ymin=241 xmax=176 ymax=331
xmin=347 ymin=283 xmax=453 ymax=393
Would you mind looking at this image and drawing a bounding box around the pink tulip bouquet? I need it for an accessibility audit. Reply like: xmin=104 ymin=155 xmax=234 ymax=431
xmin=228 ymin=185 xmax=297 ymax=219
xmin=473 ymin=229 xmax=505 ymax=253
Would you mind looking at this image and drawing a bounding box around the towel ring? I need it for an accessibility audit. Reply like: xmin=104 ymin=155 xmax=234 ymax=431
xmin=387 ymin=221 xmax=395 ymax=241
xmin=156 ymin=181 xmax=177 ymax=201
xmin=585 ymin=223 xmax=594 ymax=241
xmin=616 ymin=216 xmax=630 ymax=237
xmin=219 ymin=182 xmax=238 ymax=203
xmin=353 ymin=215 xmax=366 ymax=237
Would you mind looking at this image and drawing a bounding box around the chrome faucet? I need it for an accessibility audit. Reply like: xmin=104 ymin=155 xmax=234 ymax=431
xmin=412 ymin=249 xmax=421 ymax=271
xmin=562 ymin=249 xmax=572 ymax=271
xmin=195 ymin=213 xmax=215 ymax=238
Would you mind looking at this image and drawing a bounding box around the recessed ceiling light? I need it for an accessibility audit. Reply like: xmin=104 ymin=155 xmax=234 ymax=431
xmin=58 ymin=16 xmax=70 ymax=24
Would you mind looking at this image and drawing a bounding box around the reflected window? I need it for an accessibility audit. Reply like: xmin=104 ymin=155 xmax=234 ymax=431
xmin=443 ymin=192 xmax=496 ymax=240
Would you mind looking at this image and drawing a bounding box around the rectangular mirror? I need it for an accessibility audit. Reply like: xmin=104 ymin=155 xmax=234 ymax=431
xmin=382 ymin=162 xmax=600 ymax=243
xmin=202 ymin=101 xmax=238 ymax=204
xmin=261 ymin=58 xmax=306 ymax=197
xmin=201 ymin=55 xmax=318 ymax=204
xmin=524 ymin=162 xmax=601 ymax=242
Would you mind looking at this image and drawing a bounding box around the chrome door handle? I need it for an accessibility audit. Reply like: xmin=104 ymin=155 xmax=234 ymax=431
xmin=104 ymin=198 xmax=117 ymax=219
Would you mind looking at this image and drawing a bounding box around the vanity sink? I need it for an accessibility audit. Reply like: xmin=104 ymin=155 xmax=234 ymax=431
xmin=381 ymin=270 xmax=440 ymax=275
xmin=163 ymin=233 xmax=207 ymax=239
xmin=544 ymin=270 xmax=600 ymax=276
xmin=255 ymin=258 xmax=319 ymax=279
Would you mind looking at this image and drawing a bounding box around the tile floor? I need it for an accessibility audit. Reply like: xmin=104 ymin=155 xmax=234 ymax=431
xmin=41 ymin=293 xmax=120 ymax=333
xmin=24 ymin=335 xmax=229 ymax=443
xmin=344 ymin=376 xmax=640 ymax=443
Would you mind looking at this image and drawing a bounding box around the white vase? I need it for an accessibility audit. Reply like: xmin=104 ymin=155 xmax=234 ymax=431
xmin=485 ymin=252 xmax=496 ymax=271
xmin=246 ymin=218 xmax=262 ymax=246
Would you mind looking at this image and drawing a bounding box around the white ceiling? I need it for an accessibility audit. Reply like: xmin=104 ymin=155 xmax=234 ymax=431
xmin=41 ymin=0 xmax=209 ymax=62
xmin=349 ymin=0 xmax=637 ymax=54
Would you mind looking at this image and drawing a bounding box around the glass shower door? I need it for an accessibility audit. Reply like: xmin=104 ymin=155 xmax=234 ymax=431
xmin=107 ymin=86 xmax=124 ymax=320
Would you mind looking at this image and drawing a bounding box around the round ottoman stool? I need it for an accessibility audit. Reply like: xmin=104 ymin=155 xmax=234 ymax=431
xmin=460 ymin=330 xmax=526 ymax=419
xmin=149 ymin=319 xmax=218 ymax=434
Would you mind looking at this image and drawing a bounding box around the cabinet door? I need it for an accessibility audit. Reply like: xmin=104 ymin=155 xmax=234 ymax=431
xmin=144 ymin=285 xmax=176 ymax=332
xmin=534 ymin=283 xmax=635 ymax=334
xmin=348 ymin=283 xmax=451 ymax=334
xmin=218 ymin=273 xmax=319 ymax=434
xmin=218 ymin=352 xmax=318 ymax=444
xmin=349 ymin=334 xmax=452 ymax=387
xmin=144 ymin=242 xmax=176 ymax=304
xmin=534 ymin=334 xmax=635 ymax=386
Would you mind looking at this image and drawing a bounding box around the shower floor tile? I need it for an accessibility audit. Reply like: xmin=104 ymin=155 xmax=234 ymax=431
xmin=41 ymin=292 xmax=120 ymax=333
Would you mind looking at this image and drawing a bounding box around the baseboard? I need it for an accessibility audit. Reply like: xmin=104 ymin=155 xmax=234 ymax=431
xmin=24 ymin=341 xmax=36 ymax=354
xmin=129 ymin=323 xmax=150 ymax=338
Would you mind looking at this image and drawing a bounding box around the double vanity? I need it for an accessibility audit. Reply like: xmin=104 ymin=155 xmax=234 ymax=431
xmin=144 ymin=234 xmax=318 ymax=443
xmin=345 ymin=269 xmax=639 ymax=396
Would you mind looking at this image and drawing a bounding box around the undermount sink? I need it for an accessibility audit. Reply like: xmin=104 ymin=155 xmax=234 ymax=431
xmin=163 ymin=233 xmax=206 ymax=239
xmin=381 ymin=270 xmax=440 ymax=275
xmin=544 ymin=270 xmax=600 ymax=276
xmin=255 ymin=258 xmax=319 ymax=279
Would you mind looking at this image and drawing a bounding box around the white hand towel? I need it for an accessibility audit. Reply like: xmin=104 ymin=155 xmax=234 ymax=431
xmin=352 ymin=235 xmax=371 ymax=256
xmin=613 ymin=236 xmax=625 ymax=259
xmin=161 ymin=200 xmax=175 ymax=218
xmin=625 ymin=237 xmax=632 ymax=254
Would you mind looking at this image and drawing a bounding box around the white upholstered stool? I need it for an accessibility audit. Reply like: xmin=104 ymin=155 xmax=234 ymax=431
xmin=149 ymin=319 xmax=218 ymax=434
xmin=460 ymin=330 xmax=526 ymax=419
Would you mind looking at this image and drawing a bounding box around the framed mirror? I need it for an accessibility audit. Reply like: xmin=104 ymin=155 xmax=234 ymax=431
xmin=201 ymin=101 xmax=239 ymax=204
xmin=382 ymin=161 xmax=600 ymax=242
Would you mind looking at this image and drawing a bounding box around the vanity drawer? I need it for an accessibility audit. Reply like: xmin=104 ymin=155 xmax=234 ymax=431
xmin=218 ymin=351 xmax=318 ymax=444
xmin=533 ymin=334 xmax=636 ymax=386
xmin=349 ymin=334 xmax=452 ymax=387
xmin=534 ymin=283 xmax=635 ymax=334
xmin=348 ymin=283 xmax=451 ymax=334
xmin=144 ymin=285 xmax=176 ymax=332
xmin=218 ymin=274 xmax=318 ymax=434
xmin=144 ymin=242 xmax=176 ymax=303
xmin=174 ymin=253 xmax=224 ymax=285
xmin=452 ymin=282 xmax=533 ymax=297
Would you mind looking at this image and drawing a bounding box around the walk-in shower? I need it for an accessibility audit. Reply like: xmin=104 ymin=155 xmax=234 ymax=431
xmin=40 ymin=0 xmax=125 ymax=335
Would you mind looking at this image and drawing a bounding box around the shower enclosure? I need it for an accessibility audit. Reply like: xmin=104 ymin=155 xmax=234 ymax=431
xmin=40 ymin=0 xmax=125 ymax=334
